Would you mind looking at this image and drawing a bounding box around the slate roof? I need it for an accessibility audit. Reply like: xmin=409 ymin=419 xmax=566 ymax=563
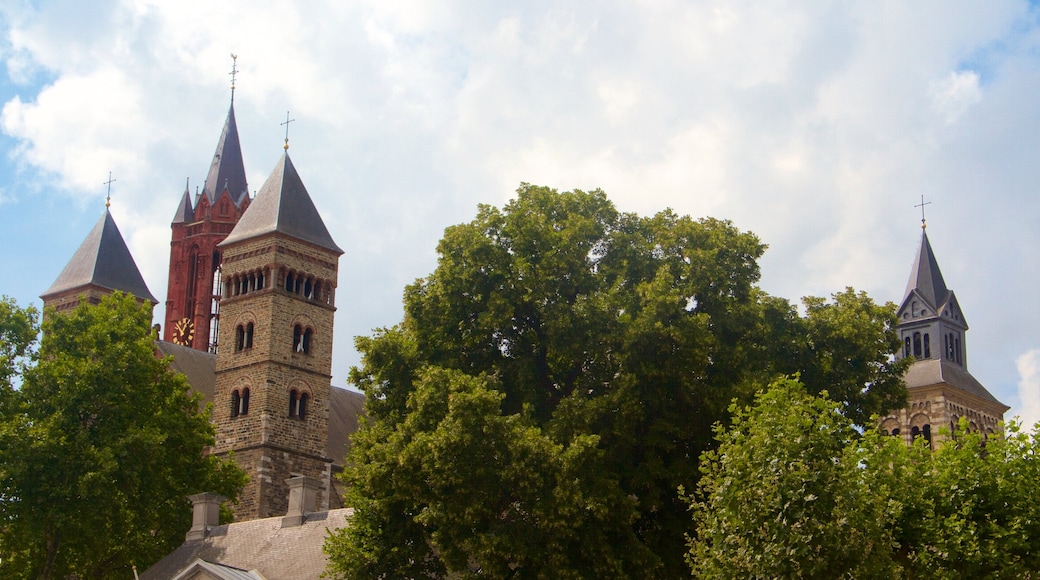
xmin=41 ymin=210 xmax=157 ymax=303
xmin=219 ymin=153 xmax=343 ymax=254
xmin=904 ymin=230 xmax=949 ymax=309
xmin=170 ymin=559 xmax=263 ymax=580
xmin=157 ymin=341 xmax=217 ymax=401
xmin=140 ymin=508 xmax=352 ymax=580
xmin=172 ymin=188 xmax=194 ymax=224
xmin=905 ymin=358 xmax=1008 ymax=410
xmin=155 ymin=341 xmax=363 ymax=465
xmin=203 ymin=104 xmax=249 ymax=207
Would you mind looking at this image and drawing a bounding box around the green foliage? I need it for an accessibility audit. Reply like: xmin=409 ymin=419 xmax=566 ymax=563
xmin=0 ymin=296 xmax=38 ymax=392
xmin=0 ymin=294 xmax=247 ymax=579
xmin=690 ymin=378 xmax=902 ymax=578
xmin=690 ymin=378 xmax=1040 ymax=578
xmin=327 ymin=184 xmax=907 ymax=577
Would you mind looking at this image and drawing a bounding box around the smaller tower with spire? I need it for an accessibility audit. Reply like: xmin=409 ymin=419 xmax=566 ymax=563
xmin=880 ymin=220 xmax=1008 ymax=446
xmin=42 ymin=199 xmax=156 ymax=315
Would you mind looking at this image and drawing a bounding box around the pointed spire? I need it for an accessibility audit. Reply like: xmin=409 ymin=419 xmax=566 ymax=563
xmin=203 ymin=104 xmax=249 ymax=207
xmin=172 ymin=182 xmax=194 ymax=224
xmin=904 ymin=230 xmax=949 ymax=309
xmin=220 ymin=152 xmax=342 ymax=254
xmin=42 ymin=210 xmax=157 ymax=303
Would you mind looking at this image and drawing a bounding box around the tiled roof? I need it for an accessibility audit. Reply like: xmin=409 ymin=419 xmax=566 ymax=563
xmin=219 ymin=153 xmax=342 ymax=254
xmin=905 ymin=358 xmax=1007 ymax=409
xmin=141 ymin=509 xmax=352 ymax=580
xmin=41 ymin=210 xmax=157 ymax=303
xmin=203 ymin=104 xmax=249 ymax=207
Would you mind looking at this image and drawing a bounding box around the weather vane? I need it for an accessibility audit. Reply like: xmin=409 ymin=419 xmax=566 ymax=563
xmin=281 ymin=111 xmax=295 ymax=150
xmin=104 ymin=171 xmax=116 ymax=208
xmin=914 ymin=194 xmax=932 ymax=229
xmin=229 ymin=54 xmax=239 ymax=102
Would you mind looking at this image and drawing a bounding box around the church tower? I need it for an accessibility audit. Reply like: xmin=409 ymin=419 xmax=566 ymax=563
xmin=880 ymin=225 xmax=1008 ymax=446
xmin=163 ymin=100 xmax=251 ymax=351
xmin=42 ymin=207 xmax=157 ymax=315
xmin=211 ymin=150 xmax=343 ymax=520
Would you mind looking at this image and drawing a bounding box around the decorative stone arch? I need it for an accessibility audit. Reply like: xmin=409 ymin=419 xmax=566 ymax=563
xmin=880 ymin=417 xmax=900 ymax=437
xmin=909 ymin=412 xmax=933 ymax=447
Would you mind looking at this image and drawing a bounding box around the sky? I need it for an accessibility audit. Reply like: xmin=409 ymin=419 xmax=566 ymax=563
xmin=1 ymin=1 xmax=1039 ymax=426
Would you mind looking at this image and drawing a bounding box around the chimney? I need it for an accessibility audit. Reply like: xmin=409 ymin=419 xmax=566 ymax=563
xmin=186 ymin=492 xmax=225 ymax=541
xmin=281 ymin=476 xmax=321 ymax=527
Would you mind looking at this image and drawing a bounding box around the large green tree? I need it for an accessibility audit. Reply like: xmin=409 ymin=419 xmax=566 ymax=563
xmin=690 ymin=378 xmax=1040 ymax=578
xmin=0 ymin=293 xmax=247 ymax=579
xmin=326 ymin=184 xmax=907 ymax=577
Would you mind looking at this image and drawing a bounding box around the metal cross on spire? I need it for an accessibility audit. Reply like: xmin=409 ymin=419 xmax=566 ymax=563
xmin=104 ymin=171 xmax=116 ymax=208
xmin=229 ymin=54 xmax=239 ymax=102
xmin=914 ymin=194 xmax=932 ymax=229
xmin=281 ymin=111 xmax=295 ymax=150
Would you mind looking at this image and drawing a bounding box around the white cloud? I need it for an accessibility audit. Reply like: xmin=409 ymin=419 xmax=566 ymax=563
xmin=932 ymin=70 xmax=982 ymax=125
xmin=2 ymin=1 xmax=1040 ymax=405
xmin=1015 ymin=350 xmax=1040 ymax=429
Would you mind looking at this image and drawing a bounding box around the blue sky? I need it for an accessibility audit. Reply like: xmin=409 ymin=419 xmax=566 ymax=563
xmin=2 ymin=1 xmax=1040 ymax=425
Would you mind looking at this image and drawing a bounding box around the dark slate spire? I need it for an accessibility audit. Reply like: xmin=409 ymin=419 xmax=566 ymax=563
xmin=220 ymin=152 xmax=342 ymax=254
xmin=904 ymin=229 xmax=949 ymax=309
xmin=203 ymin=104 xmax=249 ymax=206
xmin=172 ymin=182 xmax=194 ymax=224
xmin=42 ymin=210 xmax=157 ymax=303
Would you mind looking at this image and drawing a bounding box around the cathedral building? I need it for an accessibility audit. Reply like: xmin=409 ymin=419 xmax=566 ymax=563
xmin=41 ymin=94 xmax=364 ymax=527
xmin=880 ymin=223 xmax=1008 ymax=446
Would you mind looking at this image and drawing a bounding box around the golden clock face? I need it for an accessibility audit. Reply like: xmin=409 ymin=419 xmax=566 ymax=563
xmin=173 ymin=317 xmax=195 ymax=346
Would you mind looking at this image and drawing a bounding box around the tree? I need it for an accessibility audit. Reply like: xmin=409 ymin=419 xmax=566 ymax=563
xmin=689 ymin=378 xmax=1040 ymax=578
xmin=326 ymin=184 xmax=907 ymax=577
xmin=0 ymin=293 xmax=247 ymax=579
xmin=0 ymin=296 xmax=38 ymax=392
xmin=689 ymin=377 xmax=904 ymax=578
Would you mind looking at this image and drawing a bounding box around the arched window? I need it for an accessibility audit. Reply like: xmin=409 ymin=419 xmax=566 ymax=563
xmin=288 ymin=390 xmax=310 ymax=419
xmin=923 ymin=333 xmax=931 ymax=358
xmin=891 ymin=428 xmax=900 ymax=437
xmin=304 ymin=278 xmax=313 ymax=299
xmin=913 ymin=332 xmax=922 ymax=358
xmin=285 ymin=272 xmax=295 ymax=292
xmin=235 ymin=325 xmax=245 ymax=352
xmin=245 ymin=322 xmax=254 ymax=349
xmin=231 ymin=390 xmax=241 ymax=418
xmin=904 ymin=337 xmax=911 ymax=358
xmin=922 ymin=424 xmax=932 ymax=447
xmin=257 ymin=270 xmax=265 ymax=290
xmin=910 ymin=426 xmax=920 ymax=440
xmin=293 ymin=325 xmax=302 ymax=352
xmin=302 ymin=328 xmax=313 ymax=354
xmin=240 ymin=388 xmax=250 ymax=416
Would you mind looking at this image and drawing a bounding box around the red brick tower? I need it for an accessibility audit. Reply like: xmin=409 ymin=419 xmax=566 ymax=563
xmin=164 ymin=102 xmax=251 ymax=352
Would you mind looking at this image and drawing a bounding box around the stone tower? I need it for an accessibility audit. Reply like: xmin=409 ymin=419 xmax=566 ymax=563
xmin=880 ymin=227 xmax=1008 ymax=446
xmin=211 ymin=151 xmax=343 ymax=520
xmin=164 ymin=102 xmax=251 ymax=351
xmin=41 ymin=208 xmax=157 ymax=315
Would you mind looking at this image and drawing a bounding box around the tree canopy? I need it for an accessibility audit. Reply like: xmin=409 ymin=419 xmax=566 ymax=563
xmin=325 ymin=184 xmax=908 ymax=577
xmin=690 ymin=377 xmax=1040 ymax=578
xmin=0 ymin=293 xmax=247 ymax=579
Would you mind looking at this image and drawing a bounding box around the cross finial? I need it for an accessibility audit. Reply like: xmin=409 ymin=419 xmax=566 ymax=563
xmin=914 ymin=194 xmax=932 ymax=230
xmin=104 ymin=171 xmax=116 ymax=208
xmin=281 ymin=111 xmax=295 ymax=150
xmin=229 ymin=54 xmax=239 ymax=102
